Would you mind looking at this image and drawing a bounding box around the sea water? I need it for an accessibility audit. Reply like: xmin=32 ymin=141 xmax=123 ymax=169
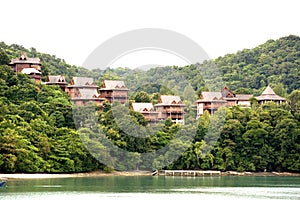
xmin=0 ymin=176 xmax=299 ymax=200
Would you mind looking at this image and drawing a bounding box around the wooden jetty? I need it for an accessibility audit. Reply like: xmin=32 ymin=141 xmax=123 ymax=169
xmin=158 ymin=170 xmax=221 ymax=176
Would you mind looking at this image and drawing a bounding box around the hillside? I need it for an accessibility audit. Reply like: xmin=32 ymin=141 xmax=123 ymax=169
xmin=1 ymin=35 xmax=299 ymax=95
xmin=0 ymin=42 xmax=92 ymax=82
xmin=112 ymin=35 xmax=300 ymax=98
xmin=215 ymin=35 xmax=300 ymax=94
xmin=0 ymin=35 xmax=299 ymax=173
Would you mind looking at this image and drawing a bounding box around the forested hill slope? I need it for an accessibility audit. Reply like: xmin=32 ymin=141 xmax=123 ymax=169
xmin=214 ymin=35 xmax=300 ymax=94
xmin=0 ymin=36 xmax=299 ymax=173
xmin=115 ymin=35 xmax=300 ymax=97
xmin=0 ymin=42 xmax=92 ymax=82
xmin=0 ymin=35 xmax=299 ymax=95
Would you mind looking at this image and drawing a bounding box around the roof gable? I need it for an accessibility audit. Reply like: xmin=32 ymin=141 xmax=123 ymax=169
xmin=262 ymin=85 xmax=276 ymax=95
xmin=256 ymin=85 xmax=286 ymax=101
xmin=103 ymin=80 xmax=127 ymax=89
xmin=71 ymin=77 xmax=95 ymax=86
xmin=20 ymin=52 xmax=28 ymax=60
xmin=132 ymin=103 xmax=154 ymax=112
xmin=201 ymin=92 xmax=222 ymax=100
xmin=10 ymin=52 xmax=41 ymax=65
xmin=77 ymin=88 xmax=100 ymax=98
xmin=221 ymin=86 xmax=235 ymax=98
xmin=159 ymin=95 xmax=183 ymax=104
xmin=48 ymin=75 xmax=67 ymax=83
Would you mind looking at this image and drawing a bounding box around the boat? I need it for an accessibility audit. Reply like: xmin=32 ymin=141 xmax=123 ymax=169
xmin=0 ymin=181 xmax=6 ymax=188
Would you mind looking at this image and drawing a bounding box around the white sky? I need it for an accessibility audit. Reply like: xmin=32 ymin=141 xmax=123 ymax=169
xmin=1 ymin=0 xmax=299 ymax=69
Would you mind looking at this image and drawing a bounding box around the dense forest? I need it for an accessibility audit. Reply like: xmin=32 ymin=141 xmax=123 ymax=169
xmin=0 ymin=35 xmax=299 ymax=173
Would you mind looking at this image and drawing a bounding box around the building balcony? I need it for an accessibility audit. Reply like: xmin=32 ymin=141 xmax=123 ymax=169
xmin=144 ymin=116 xmax=159 ymax=121
xmin=163 ymin=108 xmax=184 ymax=113
xmin=203 ymin=104 xmax=225 ymax=110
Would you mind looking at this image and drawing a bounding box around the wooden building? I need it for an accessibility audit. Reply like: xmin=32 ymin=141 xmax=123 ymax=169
xmin=21 ymin=68 xmax=42 ymax=84
xmin=235 ymin=94 xmax=253 ymax=107
xmin=154 ymin=95 xmax=185 ymax=125
xmin=196 ymin=86 xmax=253 ymax=117
xmin=131 ymin=103 xmax=159 ymax=125
xmin=99 ymin=80 xmax=129 ymax=104
xmin=45 ymin=75 xmax=68 ymax=91
xmin=9 ymin=52 xmax=41 ymax=73
xmin=256 ymin=85 xmax=286 ymax=105
xmin=66 ymin=77 xmax=105 ymax=106
xmin=221 ymin=86 xmax=252 ymax=108
xmin=9 ymin=52 xmax=42 ymax=83
xmin=196 ymin=92 xmax=227 ymax=117
xmin=221 ymin=86 xmax=238 ymax=107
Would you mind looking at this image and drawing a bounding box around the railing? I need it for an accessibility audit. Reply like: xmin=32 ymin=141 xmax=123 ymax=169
xmin=164 ymin=108 xmax=184 ymax=113
xmin=144 ymin=116 xmax=158 ymax=120
xmin=203 ymin=104 xmax=225 ymax=110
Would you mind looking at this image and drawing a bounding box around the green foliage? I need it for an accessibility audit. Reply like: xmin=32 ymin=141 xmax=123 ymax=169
xmin=0 ymin=66 xmax=100 ymax=173
xmin=0 ymin=35 xmax=299 ymax=173
xmin=76 ymin=36 xmax=299 ymax=100
xmin=132 ymin=91 xmax=151 ymax=102
xmin=0 ymin=42 xmax=83 ymax=82
xmin=172 ymin=104 xmax=300 ymax=172
xmin=288 ymin=90 xmax=300 ymax=115
xmin=215 ymin=35 xmax=300 ymax=93
xmin=0 ymin=49 xmax=9 ymax=65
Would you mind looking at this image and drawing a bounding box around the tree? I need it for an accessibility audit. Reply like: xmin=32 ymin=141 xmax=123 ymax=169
xmin=133 ymin=91 xmax=151 ymax=102
xmin=182 ymin=84 xmax=196 ymax=103
xmin=272 ymin=83 xmax=288 ymax=97
xmin=288 ymin=90 xmax=300 ymax=113
xmin=0 ymin=49 xmax=9 ymax=65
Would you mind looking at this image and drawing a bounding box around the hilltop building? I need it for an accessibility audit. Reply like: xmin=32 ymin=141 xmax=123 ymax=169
xmin=256 ymin=85 xmax=286 ymax=105
xmin=9 ymin=52 xmax=41 ymax=73
xmin=8 ymin=53 xmax=286 ymax=123
xmin=66 ymin=77 xmax=105 ymax=106
xmin=154 ymin=95 xmax=185 ymax=125
xmin=9 ymin=52 xmax=42 ymax=83
xmin=196 ymin=86 xmax=253 ymax=117
xmin=196 ymin=92 xmax=227 ymax=116
xmin=131 ymin=103 xmax=159 ymax=125
xmin=21 ymin=68 xmax=42 ymax=84
xmin=99 ymin=80 xmax=129 ymax=104
xmin=221 ymin=86 xmax=253 ymax=108
xmin=45 ymin=75 xmax=68 ymax=91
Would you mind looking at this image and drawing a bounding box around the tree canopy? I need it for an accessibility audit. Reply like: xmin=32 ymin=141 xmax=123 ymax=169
xmin=0 ymin=35 xmax=299 ymax=173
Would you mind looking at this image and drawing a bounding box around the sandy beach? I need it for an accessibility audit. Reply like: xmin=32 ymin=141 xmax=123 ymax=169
xmin=1 ymin=170 xmax=299 ymax=180
xmin=0 ymin=171 xmax=152 ymax=180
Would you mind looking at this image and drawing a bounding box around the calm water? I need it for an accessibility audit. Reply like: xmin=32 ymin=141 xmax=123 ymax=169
xmin=0 ymin=176 xmax=300 ymax=200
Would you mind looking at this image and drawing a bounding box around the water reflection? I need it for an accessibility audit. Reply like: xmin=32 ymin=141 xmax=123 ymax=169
xmin=0 ymin=176 xmax=299 ymax=200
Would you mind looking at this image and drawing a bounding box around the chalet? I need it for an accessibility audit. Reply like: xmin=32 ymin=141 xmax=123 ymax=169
xmin=66 ymin=77 xmax=105 ymax=106
xmin=196 ymin=92 xmax=227 ymax=117
xmin=256 ymin=85 xmax=286 ymax=105
xmin=235 ymin=94 xmax=253 ymax=107
xmin=221 ymin=86 xmax=238 ymax=107
xmin=196 ymin=86 xmax=253 ymax=117
xmin=21 ymin=68 xmax=42 ymax=84
xmin=45 ymin=75 xmax=68 ymax=91
xmin=9 ymin=52 xmax=41 ymax=73
xmin=9 ymin=52 xmax=42 ymax=83
xmin=154 ymin=95 xmax=185 ymax=125
xmin=221 ymin=86 xmax=253 ymax=108
xmin=99 ymin=80 xmax=129 ymax=104
xmin=131 ymin=103 xmax=159 ymax=125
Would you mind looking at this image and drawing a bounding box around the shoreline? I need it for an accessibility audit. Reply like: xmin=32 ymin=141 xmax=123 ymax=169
xmin=1 ymin=170 xmax=299 ymax=180
xmin=221 ymin=171 xmax=300 ymax=177
xmin=0 ymin=171 xmax=152 ymax=180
